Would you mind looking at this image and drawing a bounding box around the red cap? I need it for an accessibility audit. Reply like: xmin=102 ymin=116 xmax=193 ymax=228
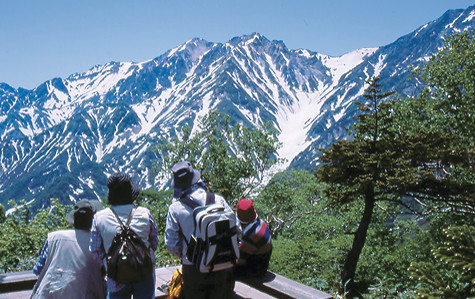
xmin=236 ymin=199 xmax=257 ymax=224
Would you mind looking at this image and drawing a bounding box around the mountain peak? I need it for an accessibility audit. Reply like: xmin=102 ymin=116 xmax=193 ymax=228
xmin=227 ymin=32 xmax=270 ymax=46
xmin=2 ymin=8 xmax=475 ymax=207
xmin=166 ymin=37 xmax=213 ymax=62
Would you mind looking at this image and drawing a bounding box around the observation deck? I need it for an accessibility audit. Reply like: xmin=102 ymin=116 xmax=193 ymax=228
xmin=0 ymin=265 xmax=332 ymax=299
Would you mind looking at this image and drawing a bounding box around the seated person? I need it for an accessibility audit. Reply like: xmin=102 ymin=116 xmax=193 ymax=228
xmin=235 ymin=198 xmax=272 ymax=278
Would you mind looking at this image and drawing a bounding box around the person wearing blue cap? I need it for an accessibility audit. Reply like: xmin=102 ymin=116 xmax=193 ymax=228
xmin=164 ymin=161 xmax=236 ymax=299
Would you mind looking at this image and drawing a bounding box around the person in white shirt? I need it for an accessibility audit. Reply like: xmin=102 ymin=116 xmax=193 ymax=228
xmin=89 ymin=172 xmax=159 ymax=299
xmin=165 ymin=161 xmax=235 ymax=299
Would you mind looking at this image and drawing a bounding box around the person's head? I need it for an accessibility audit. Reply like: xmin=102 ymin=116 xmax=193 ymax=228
xmin=236 ymin=198 xmax=257 ymax=225
xmin=171 ymin=161 xmax=201 ymax=197
xmin=68 ymin=199 xmax=104 ymax=230
xmin=107 ymin=172 xmax=140 ymax=205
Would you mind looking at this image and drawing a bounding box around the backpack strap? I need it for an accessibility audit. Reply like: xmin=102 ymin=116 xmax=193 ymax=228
xmin=205 ymin=192 xmax=215 ymax=205
xmin=179 ymin=192 xmax=215 ymax=247
xmin=179 ymin=196 xmax=200 ymax=209
xmin=110 ymin=206 xmax=137 ymax=230
xmin=180 ymin=192 xmax=215 ymax=209
xmin=125 ymin=207 xmax=137 ymax=227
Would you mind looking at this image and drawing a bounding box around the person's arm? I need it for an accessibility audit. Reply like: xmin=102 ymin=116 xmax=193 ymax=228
xmin=164 ymin=206 xmax=183 ymax=258
xmin=32 ymin=239 xmax=48 ymax=275
xmin=148 ymin=211 xmax=159 ymax=252
xmin=89 ymin=216 xmax=106 ymax=262
xmin=218 ymin=195 xmax=243 ymax=237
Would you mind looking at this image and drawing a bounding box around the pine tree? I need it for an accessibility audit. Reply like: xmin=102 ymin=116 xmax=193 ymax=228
xmin=317 ymin=76 xmax=396 ymax=294
xmin=409 ymin=225 xmax=475 ymax=298
xmin=317 ymin=73 xmax=473 ymax=295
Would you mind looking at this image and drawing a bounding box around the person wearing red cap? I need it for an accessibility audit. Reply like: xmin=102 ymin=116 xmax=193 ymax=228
xmin=235 ymin=198 xmax=273 ymax=278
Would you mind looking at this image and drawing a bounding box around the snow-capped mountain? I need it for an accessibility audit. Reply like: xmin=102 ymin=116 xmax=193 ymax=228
xmin=1 ymin=6 xmax=474 ymax=208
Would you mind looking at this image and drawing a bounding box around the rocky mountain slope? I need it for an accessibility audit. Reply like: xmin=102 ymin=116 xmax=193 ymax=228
xmin=1 ymin=6 xmax=474 ymax=208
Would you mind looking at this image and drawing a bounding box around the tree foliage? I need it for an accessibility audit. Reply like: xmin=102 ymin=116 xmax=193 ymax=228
xmin=316 ymin=29 xmax=475 ymax=296
xmin=153 ymin=109 xmax=283 ymax=202
xmin=415 ymin=30 xmax=475 ymax=147
xmin=402 ymin=30 xmax=475 ymax=214
xmin=256 ymin=169 xmax=322 ymax=237
xmin=0 ymin=204 xmax=5 ymax=223
xmin=403 ymin=30 xmax=475 ymax=298
xmin=0 ymin=199 xmax=70 ymax=272
xmin=409 ymin=225 xmax=475 ymax=298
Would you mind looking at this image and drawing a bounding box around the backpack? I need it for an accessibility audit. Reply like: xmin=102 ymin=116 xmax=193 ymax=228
xmin=181 ymin=192 xmax=239 ymax=273
xmin=164 ymin=268 xmax=183 ymax=299
xmin=106 ymin=207 xmax=153 ymax=283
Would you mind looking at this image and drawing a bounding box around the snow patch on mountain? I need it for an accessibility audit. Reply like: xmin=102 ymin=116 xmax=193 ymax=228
xmin=447 ymin=13 xmax=463 ymax=29
xmin=318 ymin=48 xmax=377 ymax=82
xmin=66 ymin=62 xmax=136 ymax=101
xmin=132 ymin=97 xmax=166 ymax=138
xmin=463 ymin=10 xmax=475 ymax=23
xmin=373 ymin=54 xmax=387 ymax=77
xmin=277 ymin=89 xmax=323 ymax=168
xmin=414 ymin=24 xmax=429 ymax=37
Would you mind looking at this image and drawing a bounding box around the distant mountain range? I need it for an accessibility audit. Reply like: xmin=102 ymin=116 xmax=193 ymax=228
xmin=1 ymin=5 xmax=474 ymax=209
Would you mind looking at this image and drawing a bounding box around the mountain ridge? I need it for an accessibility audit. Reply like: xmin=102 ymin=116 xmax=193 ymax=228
xmin=1 ymin=6 xmax=474 ymax=208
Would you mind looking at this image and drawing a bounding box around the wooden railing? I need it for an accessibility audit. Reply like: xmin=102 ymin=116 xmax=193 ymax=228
xmin=0 ymin=266 xmax=333 ymax=299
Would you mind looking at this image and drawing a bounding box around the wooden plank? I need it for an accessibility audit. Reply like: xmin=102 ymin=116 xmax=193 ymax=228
xmin=0 ymin=267 xmax=333 ymax=299
xmin=0 ymin=290 xmax=32 ymax=299
xmin=0 ymin=271 xmax=36 ymax=293
xmin=239 ymin=271 xmax=333 ymax=299
xmin=233 ymin=281 xmax=277 ymax=299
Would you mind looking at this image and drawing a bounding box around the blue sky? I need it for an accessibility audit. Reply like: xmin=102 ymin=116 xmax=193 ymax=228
xmin=1 ymin=0 xmax=474 ymax=89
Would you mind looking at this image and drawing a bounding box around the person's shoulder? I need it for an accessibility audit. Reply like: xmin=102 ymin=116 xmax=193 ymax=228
xmin=168 ymin=199 xmax=187 ymax=213
xmin=214 ymin=192 xmax=226 ymax=201
xmin=257 ymin=217 xmax=269 ymax=227
xmin=50 ymin=229 xmax=73 ymax=235
xmin=213 ymin=193 xmax=230 ymax=206
xmin=95 ymin=207 xmax=111 ymax=217
xmin=136 ymin=206 xmax=151 ymax=213
xmin=48 ymin=229 xmax=74 ymax=240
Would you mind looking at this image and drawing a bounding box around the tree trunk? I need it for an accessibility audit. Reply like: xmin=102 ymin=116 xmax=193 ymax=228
xmin=339 ymin=189 xmax=375 ymax=294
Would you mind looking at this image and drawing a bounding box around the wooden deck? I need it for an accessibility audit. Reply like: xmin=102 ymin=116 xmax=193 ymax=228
xmin=0 ymin=266 xmax=333 ymax=299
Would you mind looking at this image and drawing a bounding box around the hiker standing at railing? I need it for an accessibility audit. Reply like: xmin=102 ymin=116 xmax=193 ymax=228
xmin=31 ymin=199 xmax=106 ymax=299
xmin=89 ymin=172 xmax=159 ymax=299
xmin=164 ymin=161 xmax=237 ymax=299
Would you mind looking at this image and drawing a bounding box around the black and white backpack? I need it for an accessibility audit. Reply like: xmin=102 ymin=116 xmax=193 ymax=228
xmin=181 ymin=192 xmax=239 ymax=273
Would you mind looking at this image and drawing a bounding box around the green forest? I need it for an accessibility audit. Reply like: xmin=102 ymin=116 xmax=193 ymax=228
xmin=1 ymin=30 xmax=474 ymax=298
